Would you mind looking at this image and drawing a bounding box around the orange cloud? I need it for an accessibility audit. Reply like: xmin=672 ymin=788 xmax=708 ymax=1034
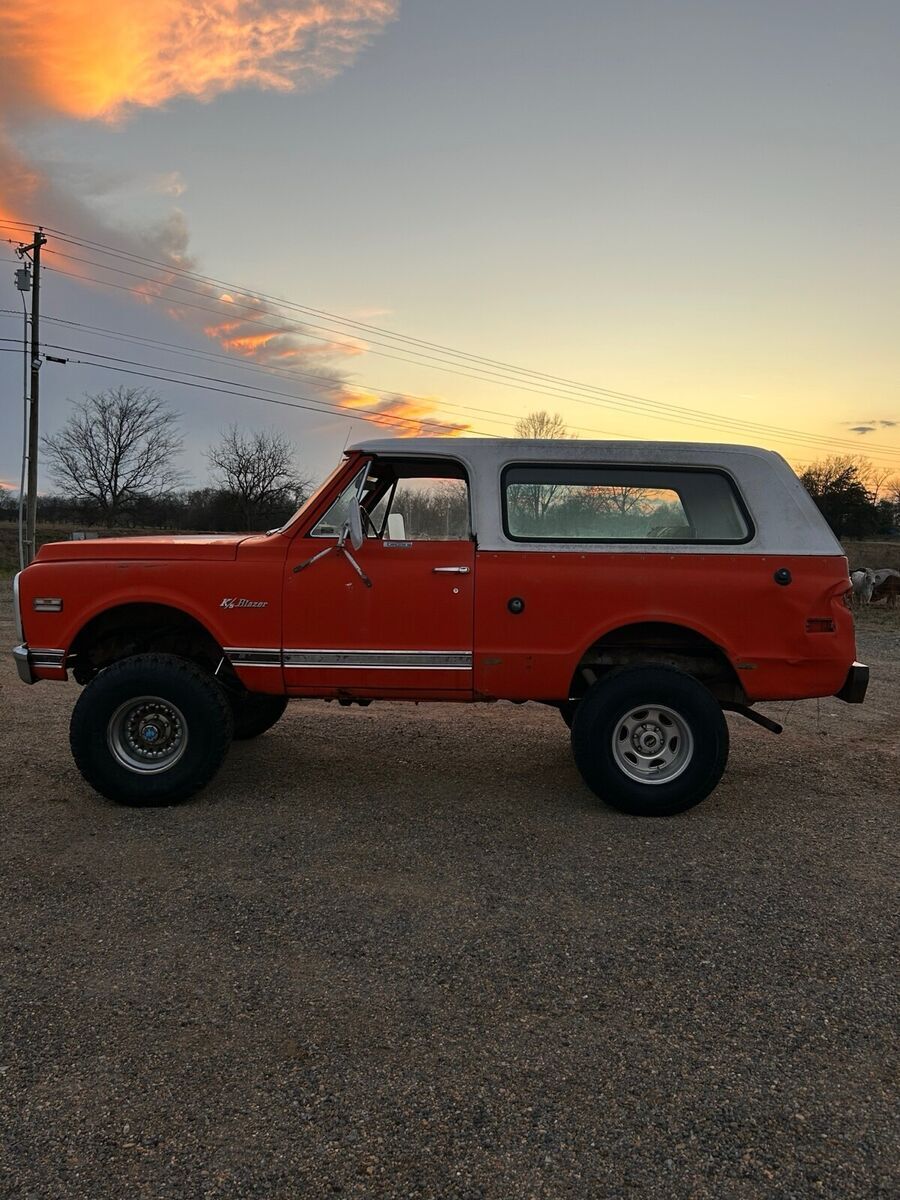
xmin=1 ymin=1 xmax=398 ymax=121
xmin=0 ymin=1 xmax=469 ymax=440
xmin=201 ymin=314 xmax=367 ymax=362
xmin=341 ymin=389 xmax=469 ymax=438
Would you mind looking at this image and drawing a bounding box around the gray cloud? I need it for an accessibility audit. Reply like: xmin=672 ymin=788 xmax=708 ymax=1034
xmin=846 ymin=418 xmax=897 ymax=435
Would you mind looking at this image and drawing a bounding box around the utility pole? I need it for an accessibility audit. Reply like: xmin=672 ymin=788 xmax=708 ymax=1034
xmin=17 ymin=228 xmax=47 ymax=565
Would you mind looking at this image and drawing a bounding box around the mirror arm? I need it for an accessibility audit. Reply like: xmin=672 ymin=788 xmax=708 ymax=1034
xmin=292 ymin=538 xmax=373 ymax=588
xmin=341 ymin=548 xmax=373 ymax=588
xmin=293 ymin=544 xmax=336 ymax=574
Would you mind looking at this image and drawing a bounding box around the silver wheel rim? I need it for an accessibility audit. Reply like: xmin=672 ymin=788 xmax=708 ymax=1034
xmin=611 ymin=704 xmax=694 ymax=785
xmin=107 ymin=696 xmax=188 ymax=774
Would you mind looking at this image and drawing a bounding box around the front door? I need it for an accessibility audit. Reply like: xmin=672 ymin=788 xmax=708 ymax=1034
xmin=283 ymin=459 xmax=475 ymax=696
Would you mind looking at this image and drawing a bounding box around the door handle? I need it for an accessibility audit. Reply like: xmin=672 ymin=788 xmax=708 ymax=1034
xmin=432 ymin=566 xmax=470 ymax=574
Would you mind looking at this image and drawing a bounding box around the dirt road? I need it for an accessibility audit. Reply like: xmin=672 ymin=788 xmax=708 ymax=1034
xmin=1 ymin=601 xmax=897 ymax=1199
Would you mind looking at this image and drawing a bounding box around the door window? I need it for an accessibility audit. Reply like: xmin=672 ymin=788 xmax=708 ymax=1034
xmin=372 ymin=476 xmax=469 ymax=541
xmin=365 ymin=460 xmax=471 ymax=541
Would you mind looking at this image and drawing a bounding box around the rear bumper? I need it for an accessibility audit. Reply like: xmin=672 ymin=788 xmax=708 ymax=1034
xmin=835 ymin=661 xmax=869 ymax=704
xmin=13 ymin=643 xmax=35 ymax=685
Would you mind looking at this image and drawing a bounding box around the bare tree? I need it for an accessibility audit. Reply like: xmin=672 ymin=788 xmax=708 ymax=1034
xmin=514 ymin=410 xmax=571 ymax=440
xmin=864 ymin=464 xmax=894 ymax=504
xmin=509 ymin=411 xmax=573 ymax=522
xmin=206 ymin=425 xmax=310 ymax=530
xmin=803 ymin=455 xmax=894 ymax=503
xmin=42 ymin=387 xmax=183 ymax=526
xmin=589 ymin=483 xmax=653 ymax=517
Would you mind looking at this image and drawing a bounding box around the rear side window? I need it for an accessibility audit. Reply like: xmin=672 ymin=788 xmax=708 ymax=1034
xmin=502 ymin=464 xmax=751 ymax=543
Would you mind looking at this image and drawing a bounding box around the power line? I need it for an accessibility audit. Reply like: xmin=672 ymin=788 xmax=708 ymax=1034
xmin=0 ymin=312 xmax=632 ymax=441
xmin=37 ymin=241 xmax=900 ymax=459
xmin=24 ymin=318 xmax=900 ymax=464
xmin=25 ymin=343 xmax=504 ymax=439
xmin=40 ymin=259 xmax=900 ymax=460
xmin=6 ymin=303 xmax=900 ymax=468
xmin=32 ymin=224 xmax=900 ymax=456
xmin=5 ymin=217 xmax=898 ymax=462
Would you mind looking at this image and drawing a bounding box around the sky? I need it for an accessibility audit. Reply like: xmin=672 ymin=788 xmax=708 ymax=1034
xmin=1 ymin=0 xmax=899 ymax=493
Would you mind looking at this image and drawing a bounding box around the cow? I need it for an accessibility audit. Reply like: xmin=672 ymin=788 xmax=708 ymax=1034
xmin=851 ymin=568 xmax=876 ymax=605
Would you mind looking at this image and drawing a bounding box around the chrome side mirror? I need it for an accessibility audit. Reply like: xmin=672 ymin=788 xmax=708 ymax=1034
xmin=341 ymin=497 xmax=364 ymax=551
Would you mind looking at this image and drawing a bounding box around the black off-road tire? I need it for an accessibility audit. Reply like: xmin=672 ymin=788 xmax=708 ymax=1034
xmin=70 ymin=653 xmax=233 ymax=806
xmin=558 ymin=701 xmax=579 ymax=729
xmin=228 ymin=691 xmax=289 ymax=740
xmin=571 ymin=666 xmax=729 ymax=816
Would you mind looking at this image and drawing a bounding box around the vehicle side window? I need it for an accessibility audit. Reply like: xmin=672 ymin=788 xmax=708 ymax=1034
xmin=502 ymin=465 xmax=750 ymax=543
xmin=373 ymin=476 xmax=470 ymax=541
xmin=310 ymin=466 xmax=368 ymax=537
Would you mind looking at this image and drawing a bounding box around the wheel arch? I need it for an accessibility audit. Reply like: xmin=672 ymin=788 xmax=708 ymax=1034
xmin=568 ymin=619 xmax=746 ymax=704
xmin=68 ymin=601 xmax=227 ymax=683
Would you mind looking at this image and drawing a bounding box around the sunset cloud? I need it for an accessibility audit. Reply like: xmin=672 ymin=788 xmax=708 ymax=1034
xmin=0 ymin=2 xmax=468 ymax=438
xmin=0 ymin=1 xmax=397 ymax=121
xmin=341 ymin=389 xmax=468 ymax=438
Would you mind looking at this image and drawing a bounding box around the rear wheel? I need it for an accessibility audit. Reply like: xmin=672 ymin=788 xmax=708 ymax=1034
xmin=70 ymin=653 xmax=233 ymax=806
xmin=571 ymin=666 xmax=729 ymax=816
xmin=228 ymin=691 xmax=288 ymax=740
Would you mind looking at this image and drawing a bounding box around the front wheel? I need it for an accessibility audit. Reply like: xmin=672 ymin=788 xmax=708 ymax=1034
xmin=571 ymin=666 xmax=729 ymax=816
xmin=70 ymin=653 xmax=234 ymax=806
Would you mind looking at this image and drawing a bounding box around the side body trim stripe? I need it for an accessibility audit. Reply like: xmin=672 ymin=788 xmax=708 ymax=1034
xmin=223 ymin=647 xmax=282 ymax=668
xmin=283 ymin=650 xmax=472 ymax=669
xmin=224 ymin=648 xmax=472 ymax=670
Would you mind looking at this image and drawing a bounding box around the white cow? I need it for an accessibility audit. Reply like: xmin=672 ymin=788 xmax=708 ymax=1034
xmin=850 ymin=568 xmax=876 ymax=605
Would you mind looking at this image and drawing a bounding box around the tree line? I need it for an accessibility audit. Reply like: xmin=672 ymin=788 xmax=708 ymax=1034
xmin=797 ymin=457 xmax=900 ymax=539
xmin=0 ymin=387 xmax=310 ymax=532
xmin=1 ymin=394 xmax=898 ymax=540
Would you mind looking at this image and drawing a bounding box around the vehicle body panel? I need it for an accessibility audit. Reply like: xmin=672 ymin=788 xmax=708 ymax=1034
xmin=283 ymin=535 xmax=475 ymax=694
xmin=34 ymin=534 xmax=248 ymax=562
xmin=11 ymin=438 xmax=862 ymax=709
xmin=15 ymin=539 xmax=288 ymax=692
xmin=473 ymin=550 xmax=855 ymax=701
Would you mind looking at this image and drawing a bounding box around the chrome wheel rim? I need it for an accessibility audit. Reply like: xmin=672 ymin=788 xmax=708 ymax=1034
xmin=611 ymin=704 xmax=694 ymax=785
xmin=107 ymin=696 xmax=188 ymax=774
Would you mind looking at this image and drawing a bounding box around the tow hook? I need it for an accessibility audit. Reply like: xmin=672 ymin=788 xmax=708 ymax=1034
xmin=722 ymin=703 xmax=783 ymax=735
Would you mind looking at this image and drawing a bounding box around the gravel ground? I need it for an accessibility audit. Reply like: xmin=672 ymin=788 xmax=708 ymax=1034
xmin=1 ymin=601 xmax=897 ymax=1199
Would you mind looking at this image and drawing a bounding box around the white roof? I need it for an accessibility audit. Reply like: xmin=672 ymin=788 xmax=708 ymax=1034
xmin=346 ymin=437 xmax=843 ymax=556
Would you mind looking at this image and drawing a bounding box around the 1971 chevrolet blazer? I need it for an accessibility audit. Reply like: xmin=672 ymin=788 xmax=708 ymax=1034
xmin=12 ymin=438 xmax=868 ymax=815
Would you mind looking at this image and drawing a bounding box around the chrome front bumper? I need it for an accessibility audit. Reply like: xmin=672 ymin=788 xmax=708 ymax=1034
xmin=13 ymin=643 xmax=35 ymax=685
